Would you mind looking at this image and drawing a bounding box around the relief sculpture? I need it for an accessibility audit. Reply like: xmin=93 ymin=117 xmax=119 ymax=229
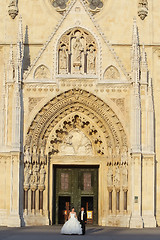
xmin=58 ymin=28 xmax=97 ymax=75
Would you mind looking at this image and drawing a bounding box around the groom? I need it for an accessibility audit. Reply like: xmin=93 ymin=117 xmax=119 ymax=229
xmin=78 ymin=207 xmax=87 ymax=235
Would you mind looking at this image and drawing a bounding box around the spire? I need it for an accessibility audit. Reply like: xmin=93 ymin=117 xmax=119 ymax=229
xmin=131 ymin=18 xmax=140 ymax=84
xmin=147 ymin=74 xmax=154 ymax=153
xmin=7 ymin=44 xmax=15 ymax=82
xmin=0 ymin=65 xmax=6 ymax=148
xmin=16 ymin=15 xmax=23 ymax=83
xmin=12 ymin=15 xmax=23 ymax=150
xmin=130 ymin=18 xmax=141 ymax=153
xmin=141 ymin=44 xmax=148 ymax=84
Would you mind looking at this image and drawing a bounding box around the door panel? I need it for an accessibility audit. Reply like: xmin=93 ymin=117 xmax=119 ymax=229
xmin=53 ymin=165 xmax=98 ymax=225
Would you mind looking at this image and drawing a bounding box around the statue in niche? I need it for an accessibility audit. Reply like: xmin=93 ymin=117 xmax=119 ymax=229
xmin=59 ymin=129 xmax=92 ymax=155
xmin=122 ymin=166 xmax=128 ymax=187
xmin=31 ymin=164 xmax=39 ymax=186
xmin=39 ymin=164 xmax=46 ymax=186
xmin=59 ymin=45 xmax=68 ymax=73
xmin=24 ymin=163 xmax=31 ymax=186
xmin=87 ymin=45 xmax=96 ymax=74
xmin=121 ymin=146 xmax=128 ymax=164
xmin=73 ymin=32 xmax=84 ymax=72
xmin=104 ymin=66 xmax=120 ymax=80
xmin=24 ymin=147 xmax=31 ymax=163
xmin=34 ymin=65 xmax=50 ymax=79
xmin=114 ymin=166 xmax=120 ymax=187
xmin=107 ymin=166 xmax=113 ymax=187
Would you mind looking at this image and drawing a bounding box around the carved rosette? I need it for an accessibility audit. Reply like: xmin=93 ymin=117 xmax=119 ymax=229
xmin=86 ymin=0 xmax=104 ymax=14
xmin=138 ymin=0 xmax=148 ymax=20
xmin=50 ymin=0 xmax=70 ymax=14
xmin=8 ymin=0 xmax=19 ymax=19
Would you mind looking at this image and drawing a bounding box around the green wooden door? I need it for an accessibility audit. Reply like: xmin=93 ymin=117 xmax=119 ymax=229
xmin=53 ymin=166 xmax=98 ymax=225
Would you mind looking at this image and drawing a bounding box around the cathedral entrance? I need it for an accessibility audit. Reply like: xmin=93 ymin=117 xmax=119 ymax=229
xmin=53 ymin=165 xmax=98 ymax=225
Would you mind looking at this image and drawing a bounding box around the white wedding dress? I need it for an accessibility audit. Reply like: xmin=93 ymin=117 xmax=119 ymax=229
xmin=61 ymin=212 xmax=82 ymax=235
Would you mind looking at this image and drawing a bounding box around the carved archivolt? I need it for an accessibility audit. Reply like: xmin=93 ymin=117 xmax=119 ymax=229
xmin=58 ymin=28 xmax=97 ymax=75
xmin=34 ymin=65 xmax=50 ymax=79
xmin=24 ymin=89 xmax=128 ymax=162
xmin=104 ymin=66 xmax=120 ymax=80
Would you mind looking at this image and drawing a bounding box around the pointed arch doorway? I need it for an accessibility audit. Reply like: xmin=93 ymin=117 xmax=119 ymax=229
xmin=24 ymin=89 xmax=129 ymax=226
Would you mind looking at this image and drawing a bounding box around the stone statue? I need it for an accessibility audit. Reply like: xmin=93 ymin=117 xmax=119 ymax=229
xmin=107 ymin=166 xmax=113 ymax=187
xmin=32 ymin=146 xmax=38 ymax=163
xmin=122 ymin=166 xmax=128 ymax=187
xmin=31 ymin=164 xmax=39 ymax=185
xmin=114 ymin=166 xmax=120 ymax=187
xmin=87 ymin=45 xmax=96 ymax=73
xmin=24 ymin=163 xmax=31 ymax=186
xmin=59 ymin=45 xmax=67 ymax=73
xmin=121 ymin=146 xmax=128 ymax=164
xmin=39 ymin=164 xmax=46 ymax=186
xmin=73 ymin=32 xmax=83 ymax=70
xmin=24 ymin=147 xmax=31 ymax=163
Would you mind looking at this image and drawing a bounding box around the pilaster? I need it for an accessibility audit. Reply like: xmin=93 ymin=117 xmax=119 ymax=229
xmin=130 ymin=154 xmax=144 ymax=228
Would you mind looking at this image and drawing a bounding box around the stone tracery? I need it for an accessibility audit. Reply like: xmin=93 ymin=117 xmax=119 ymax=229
xmin=58 ymin=28 xmax=97 ymax=75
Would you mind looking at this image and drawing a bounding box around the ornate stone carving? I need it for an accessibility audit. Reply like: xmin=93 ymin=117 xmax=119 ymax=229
xmin=24 ymin=147 xmax=31 ymax=163
xmin=114 ymin=165 xmax=120 ymax=187
xmin=49 ymin=114 xmax=104 ymax=156
xmin=104 ymin=66 xmax=120 ymax=80
xmin=58 ymin=28 xmax=97 ymax=75
xmin=24 ymin=163 xmax=31 ymax=188
xmin=34 ymin=65 xmax=50 ymax=79
xmin=28 ymin=97 xmax=43 ymax=112
xmin=87 ymin=0 xmax=103 ymax=14
xmin=87 ymin=45 xmax=96 ymax=74
xmin=122 ymin=165 xmax=128 ymax=188
xmin=59 ymin=129 xmax=93 ymax=155
xmin=59 ymin=45 xmax=68 ymax=74
xmin=111 ymin=98 xmax=125 ymax=114
xmin=30 ymin=164 xmax=39 ymax=187
xmin=50 ymin=0 xmax=70 ymax=14
xmin=25 ymin=89 xmax=128 ymax=158
xmin=8 ymin=0 xmax=19 ymax=19
xmin=39 ymin=164 xmax=46 ymax=186
xmin=107 ymin=165 xmax=113 ymax=187
xmin=138 ymin=0 xmax=148 ymax=20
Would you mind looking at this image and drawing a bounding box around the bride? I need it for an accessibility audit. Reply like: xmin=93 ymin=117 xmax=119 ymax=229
xmin=61 ymin=207 xmax=82 ymax=235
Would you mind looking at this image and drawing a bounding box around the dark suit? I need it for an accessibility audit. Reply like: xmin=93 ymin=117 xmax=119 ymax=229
xmin=78 ymin=211 xmax=87 ymax=235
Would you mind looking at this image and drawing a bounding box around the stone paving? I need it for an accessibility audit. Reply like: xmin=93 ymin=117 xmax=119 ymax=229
xmin=0 ymin=226 xmax=160 ymax=240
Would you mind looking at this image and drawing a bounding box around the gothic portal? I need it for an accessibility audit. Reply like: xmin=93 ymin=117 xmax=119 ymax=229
xmin=0 ymin=0 xmax=159 ymax=228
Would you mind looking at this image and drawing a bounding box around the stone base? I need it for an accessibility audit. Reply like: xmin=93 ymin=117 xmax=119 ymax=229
xmin=7 ymin=214 xmax=22 ymax=227
xmin=143 ymin=215 xmax=156 ymax=228
xmin=102 ymin=215 xmax=130 ymax=228
xmin=24 ymin=214 xmax=49 ymax=226
xmin=0 ymin=210 xmax=7 ymax=226
xmin=129 ymin=216 xmax=144 ymax=228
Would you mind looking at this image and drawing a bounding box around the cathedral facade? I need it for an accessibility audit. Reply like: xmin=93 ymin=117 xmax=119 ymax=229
xmin=0 ymin=0 xmax=159 ymax=228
